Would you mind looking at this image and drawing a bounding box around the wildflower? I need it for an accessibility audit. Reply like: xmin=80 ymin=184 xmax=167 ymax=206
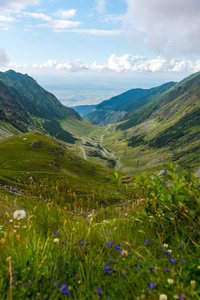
xmin=159 ymin=294 xmax=168 ymax=300
xmin=9 ymin=220 xmax=13 ymax=223
xmin=13 ymin=210 xmax=26 ymax=220
xmin=108 ymin=241 xmax=113 ymax=246
xmin=121 ymin=249 xmax=128 ymax=257
xmin=121 ymin=273 xmax=126 ymax=279
xmin=55 ymin=280 xmax=58 ymax=287
xmin=191 ymin=280 xmax=195 ymax=287
xmin=178 ymin=293 xmax=185 ymax=300
xmin=167 ymin=279 xmax=174 ymax=284
xmin=54 ymin=238 xmax=59 ymax=243
xmin=165 ymin=268 xmax=171 ymax=272
xmin=60 ymin=284 xmax=69 ymax=295
xmin=54 ymin=231 xmax=59 ymax=236
xmin=104 ymin=266 xmax=111 ymax=274
xmin=115 ymin=245 xmax=122 ymax=252
xmin=169 ymin=257 xmax=175 ymax=264
xmin=145 ymin=239 xmax=149 ymax=244
xmin=163 ymin=244 xmax=168 ymax=248
xmin=79 ymin=242 xmax=84 ymax=246
xmin=149 ymin=282 xmax=154 ymax=289
xmin=96 ymin=286 xmax=103 ymax=297
xmin=179 ymin=243 xmax=184 ymax=250
xmin=26 ymin=260 xmax=29 ymax=267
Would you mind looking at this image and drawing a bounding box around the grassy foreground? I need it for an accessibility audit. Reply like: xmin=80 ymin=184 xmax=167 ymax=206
xmin=0 ymin=164 xmax=200 ymax=299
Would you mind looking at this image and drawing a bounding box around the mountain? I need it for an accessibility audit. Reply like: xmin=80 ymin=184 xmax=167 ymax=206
xmin=94 ymin=71 xmax=200 ymax=175
xmin=0 ymin=70 xmax=81 ymax=143
xmin=73 ymin=104 xmax=96 ymax=117
xmin=85 ymin=82 xmax=176 ymax=125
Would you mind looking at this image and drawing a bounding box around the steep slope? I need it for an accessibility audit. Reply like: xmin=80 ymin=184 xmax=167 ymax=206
xmin=99 ymin=72 xmax=200 ymax=175
xmin=73 ymin=105 xmax=96 ymax=117
xmin=0 ymin=70 xmax=81 ymax=143
xmin=0 ymin=131 xmax=123 ymax=200
xmin=85 ymin=82 xmax=176 ymax=125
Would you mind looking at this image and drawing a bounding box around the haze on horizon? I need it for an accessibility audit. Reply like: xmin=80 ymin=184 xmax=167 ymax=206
xmin=0 ymin=0 xmax=200 ymax=106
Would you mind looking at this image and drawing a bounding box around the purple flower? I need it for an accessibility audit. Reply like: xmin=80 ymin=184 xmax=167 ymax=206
xmin=178 ymin=293 xmax=185 ymax=300
xmin=55 ymin=280 xmax=58 ymax=287
xmin=115 ymin=245 xmax=122 ymax=252
xmin=145 ymin=239 xmax=149 ymax=244
xmin=26 ymin=260 xmax=29 ymax=267
xmin=54 ymin=231 xmax=59 ymax=236
xmin=149 ymin=267 xmax=154 ymax=270
xmin=79 ymin=242 xmax=84 ymax=246
xmin=163 ymin=251 xmax=170 ymax=255
xmin=149 ymin=282 xmax=154 ymax=289
xmin=121 ymin=274 xmax=126 ymax=279
xmin=179 ymin=243 xmax=184 ymax=250
xmin=60 ymin=284 xmax=69 ymax=295
xmin=165 ymin=268 xmax=171 ymax=272
xmin=104 ymin=266 xmax=111 ymax=274
xmin=108 ymin=241 xmax=113 ymax=246
xmin=108 ymin=259 xmax=113 ymax=264
xmin=136 ymin=266 xmax=141 ymax=270
xmin=170 ymin=257 xmax=175 ymax=264
xmin=96 ymin=286 xmax=103 ymax=297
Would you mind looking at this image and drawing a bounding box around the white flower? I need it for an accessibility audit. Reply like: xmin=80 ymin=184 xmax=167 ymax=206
xmin=167 ymin=279 xmax=174 ymax=284
xmin=9 ymin=220 xmax=13 ymax=223
xmin=13 ymin=210 xmax=26 ymax=220
xmin=163 ymin=244 xmax=168 ymax=248
xmin=54 ymin=238 xmax=59 ymax=243
xmin=159 ymin=294 xmax=168 ymax=300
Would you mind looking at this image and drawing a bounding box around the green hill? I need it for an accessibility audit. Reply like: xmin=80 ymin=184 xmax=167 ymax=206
xmin=0 ymin=70 xmax=82 ymax=143
xmin=0 ymin=131 xmax=124 ymax=200
xmin=85 ymin=82 xmax=176 ymax=125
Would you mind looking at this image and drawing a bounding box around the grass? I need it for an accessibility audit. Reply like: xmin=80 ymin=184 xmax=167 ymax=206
xmin=0 ymin=164 xmax=199 ymax=299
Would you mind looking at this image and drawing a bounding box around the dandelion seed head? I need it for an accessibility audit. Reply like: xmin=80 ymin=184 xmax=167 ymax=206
xmin=13 ymin=210 xmax=26 ymax=220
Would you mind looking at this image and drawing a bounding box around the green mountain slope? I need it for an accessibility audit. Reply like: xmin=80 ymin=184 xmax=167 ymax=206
xmin=0 ymin=70 xmax=81 ymax=143
xmin=85 ymin=82 xmax=175 ymax=125
xmin=0 ymin=131 xmax=123 ymax=199
xmin=97 ymin=72 xmax=200 ymax=175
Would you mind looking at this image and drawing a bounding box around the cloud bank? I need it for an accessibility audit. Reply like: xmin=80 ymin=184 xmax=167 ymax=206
xmin=0 ymin=47 xmax=8 ymax=66
xmin=124 ymin=0 xmax=200 ymax=55
xmin=7 ymin=54 xmax=200 ymax=73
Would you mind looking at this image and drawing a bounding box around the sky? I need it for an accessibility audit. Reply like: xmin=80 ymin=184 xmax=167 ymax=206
xmin=0 ymin=0 xmax=200 ymax=106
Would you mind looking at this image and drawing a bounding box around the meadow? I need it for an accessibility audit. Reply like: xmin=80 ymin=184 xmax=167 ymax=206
xmin=0 ymin=164 xmax=199 ymax=299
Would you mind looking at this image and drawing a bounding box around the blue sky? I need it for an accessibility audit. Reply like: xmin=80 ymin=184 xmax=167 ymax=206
xmin=0 ymin=0 xmax=200 ymax=106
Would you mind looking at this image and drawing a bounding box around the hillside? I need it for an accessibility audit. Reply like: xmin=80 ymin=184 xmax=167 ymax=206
xmin=0 ymin=131 xmax=125 ymax=200
xmin=0 ymin=70 xmax=82 ymax=143
xmin=85 ymin=82 xmax=176 ymax=125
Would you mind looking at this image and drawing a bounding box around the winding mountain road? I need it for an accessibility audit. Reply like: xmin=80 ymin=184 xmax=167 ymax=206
xmin=80 ymin=124 xmax=121 ymax=170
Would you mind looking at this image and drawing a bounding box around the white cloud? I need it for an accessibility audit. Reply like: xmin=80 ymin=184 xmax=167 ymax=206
xmin=55 ymin=9 xmax=76 ymax=19
xmin=95 ymin=0 xmax=106 ymax=13
xmin=7 ymin=54 xmax=200 ymax=74
xmin=39 ymin=19 xmax=81 ymax=29
xmin=0 ymin=0 xmax=40 ymax=13
xmin=23 ymin=12 xmax=52 ymax=21
xmin=0 ymin=15 xmax=16 ymax=22
xmin=0 ymin=46 xmax=8 ymax=66
xmin=56 ymin=59 xmax=88 ymax=72
xmin=124 ymin=0 xmax=200 ymax=55
xmin=54 ymin=29 xmax=122 ymax=36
